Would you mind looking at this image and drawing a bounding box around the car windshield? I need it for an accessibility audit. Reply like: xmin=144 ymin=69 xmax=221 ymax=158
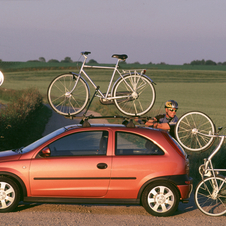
xmin=21 ymin=127 xmax=66 ymax=153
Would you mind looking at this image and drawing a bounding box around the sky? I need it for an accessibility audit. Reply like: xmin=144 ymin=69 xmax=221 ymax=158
xmin=1 ymin=0 xmax=226 ymax=64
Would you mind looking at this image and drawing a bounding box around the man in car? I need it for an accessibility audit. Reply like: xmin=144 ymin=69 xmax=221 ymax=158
xmin=136 ymin=100 xmax=178 ymax=138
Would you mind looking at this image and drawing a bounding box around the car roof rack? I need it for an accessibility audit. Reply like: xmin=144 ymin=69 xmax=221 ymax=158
xmin=64 ymin=114 xmax=152 ymax=128
xmin=63 ymin=86 xmax=151 ymax=128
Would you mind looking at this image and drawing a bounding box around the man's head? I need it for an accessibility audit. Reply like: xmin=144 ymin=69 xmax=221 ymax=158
xmin=165 ymin=100 xmax=178 ymax=118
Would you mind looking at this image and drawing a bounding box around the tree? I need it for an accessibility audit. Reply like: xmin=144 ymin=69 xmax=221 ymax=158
xmin=205 ymin=60 xmax=217 ymax=65
xmin=61 ymin=57 xmax=73 ymax=63
xmin=48 ymin=59 xmax=59 ymax=63
xmin=190 ymin=59 xmax=205 ymax=65
xmin=39 ymin=57 xmax=46 ymax=62
xmin=88 ymin=59 xmax=98 ymax=64
xmin=190 ymin=59 xmax=217 ymax=65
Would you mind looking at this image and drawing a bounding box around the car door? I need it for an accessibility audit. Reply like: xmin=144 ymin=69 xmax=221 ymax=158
xmin=29 ymin=130 xmax=111 ymax=197
xmin=109 ymin=131 xmax=165 ymax=198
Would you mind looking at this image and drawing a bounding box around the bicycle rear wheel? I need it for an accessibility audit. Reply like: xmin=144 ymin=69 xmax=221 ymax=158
xmin=175 ymin=111 xmax=215 ymax=152
xmin=47 ymin=73 xmax=89 ymax=116
xmin=195 ymin=176 xmax=226 ymax=216
xmin=113 ymin=74 xmax=155 ymax=116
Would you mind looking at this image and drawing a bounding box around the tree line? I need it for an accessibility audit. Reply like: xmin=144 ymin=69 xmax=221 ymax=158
xmin=8 ymin=57 xmax=226 ymax=65
xmin=184 ymin=59 xmax=226 ymax=66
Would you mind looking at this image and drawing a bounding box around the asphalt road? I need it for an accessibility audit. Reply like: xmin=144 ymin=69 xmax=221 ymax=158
xmin=42 ymin=107 xmax=109 ymax=136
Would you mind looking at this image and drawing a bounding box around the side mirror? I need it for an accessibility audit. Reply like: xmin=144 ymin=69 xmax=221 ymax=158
xmin=40 ymin=147 xmax=51 ymax=157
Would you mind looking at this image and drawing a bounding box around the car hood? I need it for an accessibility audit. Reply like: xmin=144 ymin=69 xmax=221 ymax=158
xmin=0 ymin=150 xmax=22 ymax=162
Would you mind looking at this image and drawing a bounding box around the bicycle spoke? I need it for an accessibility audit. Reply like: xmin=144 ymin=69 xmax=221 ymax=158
xmin=195 ymin=177 xmax=226 ymax=216
xmin=48 ymin=74 xmax=89 ymax=116
xmin=113 ymin=74 xmax=155 ymax=116
xmin=175 ymin=111 xmax=215 ymax=152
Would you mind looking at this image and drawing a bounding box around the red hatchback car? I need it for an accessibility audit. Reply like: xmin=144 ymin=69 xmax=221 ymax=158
xmin=0 ymin=124 xmax=192 ymax=216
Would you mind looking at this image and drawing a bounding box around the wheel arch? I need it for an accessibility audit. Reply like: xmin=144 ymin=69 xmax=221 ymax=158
xmin=0 ymin=172 xmax=27 ymax=200
xmin=137 ymin=176 xmax=182 ymax=203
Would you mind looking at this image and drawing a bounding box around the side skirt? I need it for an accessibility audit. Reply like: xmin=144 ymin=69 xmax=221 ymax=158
xmin=23 ymin=197 xmax=140 ymax=205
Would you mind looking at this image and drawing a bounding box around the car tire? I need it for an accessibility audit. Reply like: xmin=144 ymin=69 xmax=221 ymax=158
xmin=142 ymin=182 xmax=179 ymax=216
xmin=0 ymin=177 xmax=20 ymax=212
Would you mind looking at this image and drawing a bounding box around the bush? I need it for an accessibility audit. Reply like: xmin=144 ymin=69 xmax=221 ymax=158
xmin=0 ymin=88 xmax=47 ymax=151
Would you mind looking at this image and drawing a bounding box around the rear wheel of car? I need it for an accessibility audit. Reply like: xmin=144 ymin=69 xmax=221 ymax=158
xmin=142 ymin=182 xmax=179 ymax=216
xmin=0 ymin=177 xmax=20 ymax=212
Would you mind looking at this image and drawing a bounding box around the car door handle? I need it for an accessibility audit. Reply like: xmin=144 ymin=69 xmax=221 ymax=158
xmin=97 ymin=163 xmax=108 ymax=169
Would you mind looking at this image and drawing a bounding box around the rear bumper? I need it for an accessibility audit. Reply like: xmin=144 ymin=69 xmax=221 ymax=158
xmin=160 ymin=174 xmax=193 ymax=200
xmin=178 ymin=183 xmax=193 ymax=200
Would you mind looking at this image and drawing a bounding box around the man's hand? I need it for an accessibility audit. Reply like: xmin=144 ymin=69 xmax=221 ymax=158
xmin=145 ymin=118 xmax=157 ymax=127
xmin=135 ymin=117 xmax=147 ymax=124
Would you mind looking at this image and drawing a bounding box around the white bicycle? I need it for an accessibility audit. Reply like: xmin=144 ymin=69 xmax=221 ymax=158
xmin=195 ymin=132 xmax=226 ymax=216
xmin=0 ymin=71 xmax=4 ymax=86
xmin=175 ymin=111 xmax=216 ymax=152
xmin=175 ymin=111 xmax=226 ymax=216
xmin=47 ymin=52 xmax=156 ymax=117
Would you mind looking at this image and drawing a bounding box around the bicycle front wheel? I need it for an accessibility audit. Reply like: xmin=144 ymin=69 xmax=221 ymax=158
xmin=113 ymin=74 xmax=155 ymax=116
xmin=195 ymin=176 xmax=226 ymax=216
xmin=175 ymin=111 xmax=215 ymax=152
xmin=47 ymin=73 xmax=89 ymax=116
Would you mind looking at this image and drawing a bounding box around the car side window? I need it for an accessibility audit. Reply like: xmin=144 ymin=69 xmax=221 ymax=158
xmin=115 ymin=132 xmax=164 ymax=155
xmin=44 ymin=131 xmax=108 ymax=157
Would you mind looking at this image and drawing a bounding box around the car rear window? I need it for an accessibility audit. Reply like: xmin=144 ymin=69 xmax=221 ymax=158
xmin=115 ymin=132 xmax=164 ymax=155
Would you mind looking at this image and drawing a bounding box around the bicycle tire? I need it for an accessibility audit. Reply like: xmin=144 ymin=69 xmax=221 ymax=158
xmin=175 ymin=111 xmax=215 ymax=152
xmin=47 ymin=73 xmax=89 ymax=116
xmin=113 ymin=74 xmax=155 ymax=116
xmin=0 ymin=71 xmax=4 ymax=86
xmin=195 ymin=176 xmax=226 ymax=216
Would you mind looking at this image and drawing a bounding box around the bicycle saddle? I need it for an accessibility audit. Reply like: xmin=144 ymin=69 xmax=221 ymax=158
xmin=81 ymin=51 xmax=91 ymax=55
xmin=112 ymin=54 xmax=128 ymax=60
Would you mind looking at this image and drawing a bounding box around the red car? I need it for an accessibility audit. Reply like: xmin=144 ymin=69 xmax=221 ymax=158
xmin=0 ymin=124 xmax=192 ymax=216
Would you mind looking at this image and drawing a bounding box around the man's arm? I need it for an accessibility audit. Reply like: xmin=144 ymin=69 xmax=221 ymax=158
xmin=154 ymin=122 xmax=170 ymax=130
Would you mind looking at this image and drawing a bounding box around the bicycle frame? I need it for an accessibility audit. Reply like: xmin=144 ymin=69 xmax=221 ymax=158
xmin=70 ymin=53 xmax=136 ymax=100
xmin=194 ymin=130 xmax=226 ymax=217
xmin=197 ymin=132 xmax=226 ymax=188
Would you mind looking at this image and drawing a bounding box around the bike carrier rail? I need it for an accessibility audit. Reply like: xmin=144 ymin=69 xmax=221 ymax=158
xmin=64 ymin=86 xmax=151 ymax=128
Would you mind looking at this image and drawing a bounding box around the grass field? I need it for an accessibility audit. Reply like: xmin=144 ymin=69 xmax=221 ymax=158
xmin=1 ymin=66 xmax=226 ymax=183
xmin=1 ymin=67 xmax=226 ymax=127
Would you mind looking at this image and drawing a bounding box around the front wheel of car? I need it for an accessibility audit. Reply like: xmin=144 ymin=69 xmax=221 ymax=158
xmin=142 ymin=182 xmax=179 ymax=217
xmin=0 ymin=177 xmax=20 ymax=212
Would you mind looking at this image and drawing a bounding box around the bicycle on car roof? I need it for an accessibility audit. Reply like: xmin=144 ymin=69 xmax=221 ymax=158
xmin=47 ymin=51 xmax=156 ymax=117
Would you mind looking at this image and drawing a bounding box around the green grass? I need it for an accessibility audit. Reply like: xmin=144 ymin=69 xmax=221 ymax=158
xmin=2 ymin=68 xmax=226 ymax=126
xmin=1 ymin=66 xmax=226 ymax=182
